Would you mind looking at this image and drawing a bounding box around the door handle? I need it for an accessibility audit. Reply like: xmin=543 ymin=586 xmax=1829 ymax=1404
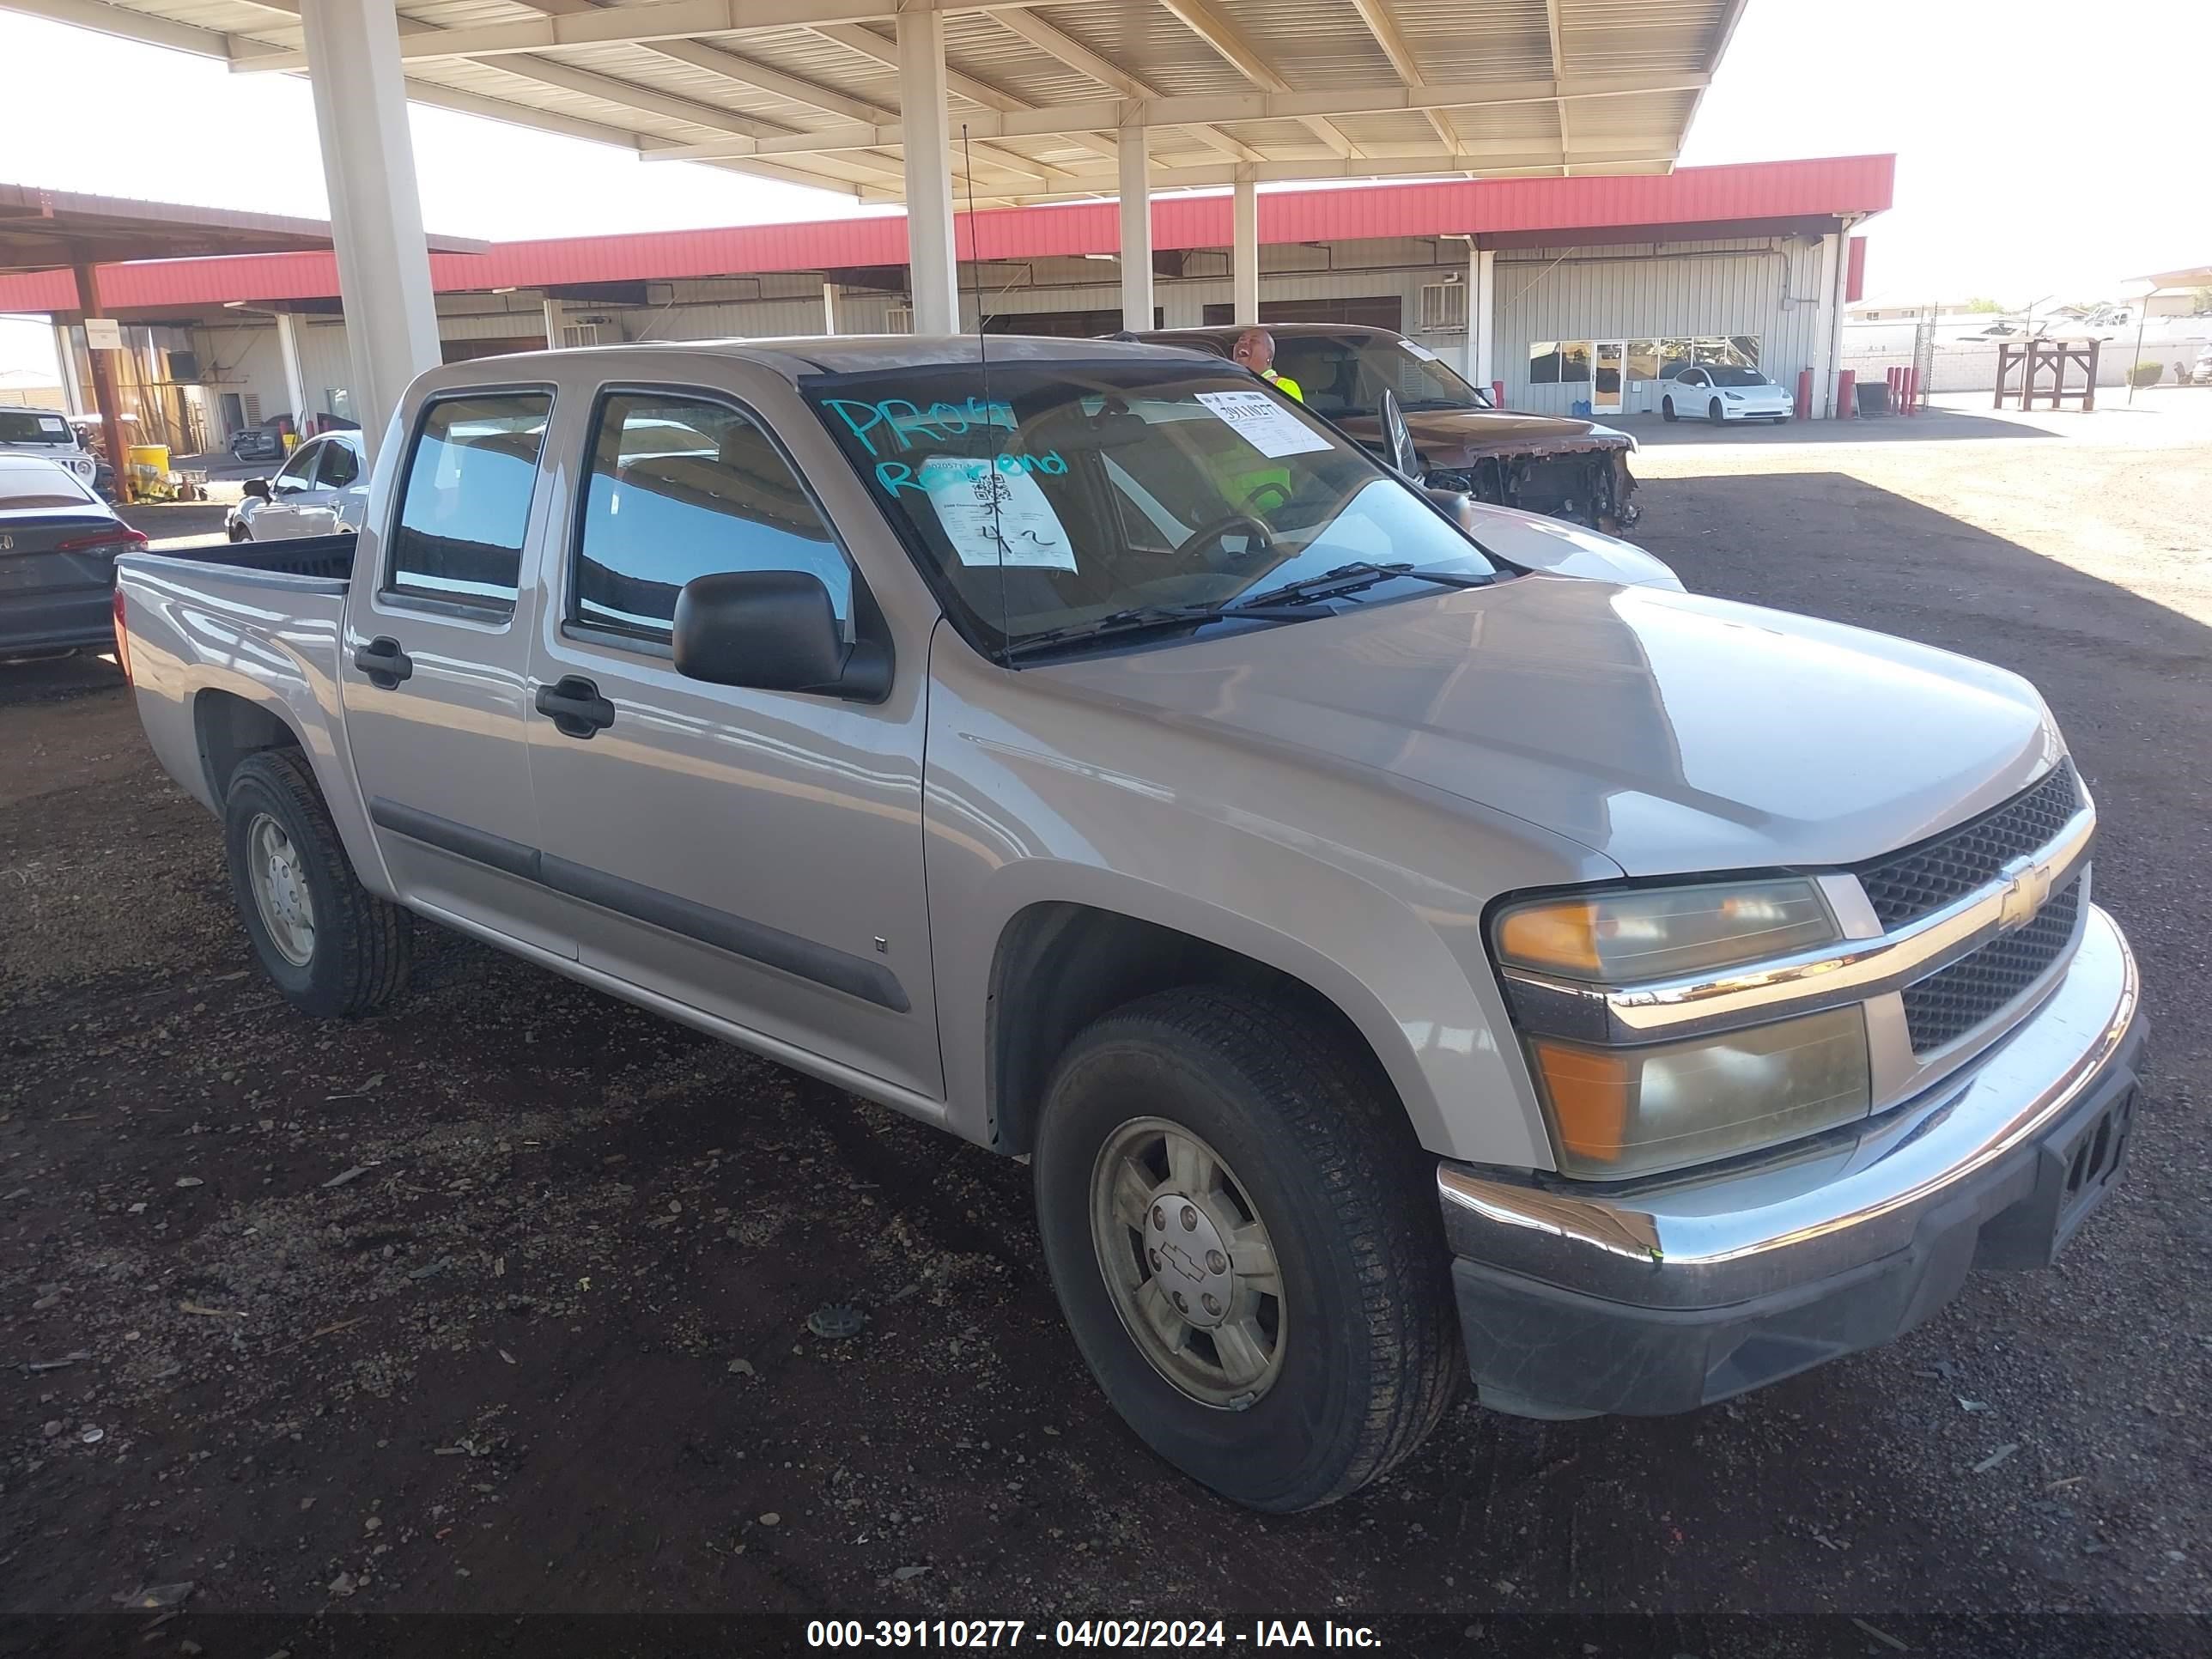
xmin=535 ymin=675 xmax=616 ymax=739
xmin=353 ymin=635 xmax=413 ymax=689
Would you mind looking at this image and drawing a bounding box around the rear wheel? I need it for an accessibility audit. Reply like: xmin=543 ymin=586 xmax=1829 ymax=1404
xmin=223 ymin=749 xmax=409 ymax=1018
xmin=228 ymin=521 xmax=252 ymax=543
xmin=1661 ymin=397 xmax=1677 ymax=422
xmin=1033 ymin=987 xmax=1461 ymax=1512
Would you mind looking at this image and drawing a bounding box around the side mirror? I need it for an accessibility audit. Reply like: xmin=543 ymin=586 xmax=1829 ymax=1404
xmin=242 ymin=478 xmax=271 ymax=501
xmin=1425 ymin=487 xmax=1484 ymax=538
xmin=1377 ymin=388 xmax=1423 ymax=482
xmin=672 ymin=569 xmax=890 ymax=702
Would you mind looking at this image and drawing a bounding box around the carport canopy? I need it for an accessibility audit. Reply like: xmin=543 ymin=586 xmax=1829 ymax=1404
xmin=3 ymin=0 xmax=1748 ymax=448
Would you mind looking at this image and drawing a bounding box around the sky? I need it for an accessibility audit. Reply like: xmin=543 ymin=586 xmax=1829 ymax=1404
xmin=3 ymin=0 xmax=2208 ymax=379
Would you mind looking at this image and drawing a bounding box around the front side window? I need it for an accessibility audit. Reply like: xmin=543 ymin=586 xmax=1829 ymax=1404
xmin=273 ymin=443 xmax=319 ymax=491
xmin=807 ymin=362 xmax=1496 ymax=661
xmin=385 ymin=392 xmax=551 ymax=610
xmin=573 ymin=392 xmax=852 ymax=644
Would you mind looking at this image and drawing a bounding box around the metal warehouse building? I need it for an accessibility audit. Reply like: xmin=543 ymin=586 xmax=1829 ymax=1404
xmin=2 ymin=155 xmax=1890 ymax=454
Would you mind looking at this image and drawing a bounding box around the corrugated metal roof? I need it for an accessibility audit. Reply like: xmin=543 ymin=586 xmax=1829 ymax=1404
xmin=0 ymin=155 xmax=1893 ymax=313
xmin=0 ymin=0 xmax=1748 ymax=204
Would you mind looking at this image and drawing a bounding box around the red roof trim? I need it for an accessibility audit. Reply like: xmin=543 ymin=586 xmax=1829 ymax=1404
xmin=0 ymin=155 xmax=1892 ymax=314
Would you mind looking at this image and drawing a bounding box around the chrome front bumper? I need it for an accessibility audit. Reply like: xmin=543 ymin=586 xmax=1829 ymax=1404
xmin=1437 ymin=903 xmax=2142 ymax=1418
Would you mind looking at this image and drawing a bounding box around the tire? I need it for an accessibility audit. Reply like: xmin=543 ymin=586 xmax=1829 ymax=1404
xmin=223 ymin=748 xmax=410 ymax=1018
xmin=1708 ymin=398 xmax=1725 ymax=425
xmin=228 ymin=522 xmax=252 ymax=543
xmin=1660 ymin=397 xmax=1677 ymax=422
xmin=1033 ymin=987 xmax=1461 ymax=1512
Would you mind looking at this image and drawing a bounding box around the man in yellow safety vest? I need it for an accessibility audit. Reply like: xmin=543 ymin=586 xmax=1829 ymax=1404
xmin=1232 ymin=328 xmax=1304 ymax=403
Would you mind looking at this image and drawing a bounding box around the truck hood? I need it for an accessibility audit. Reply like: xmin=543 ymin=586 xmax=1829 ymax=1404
xmin=1334 ymin=408 xmax=1630 ymax=464
xmin=1036 ymin=577 xmax=2060 ymax=876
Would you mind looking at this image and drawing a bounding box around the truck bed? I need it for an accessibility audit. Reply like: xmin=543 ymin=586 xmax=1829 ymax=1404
xmin=163 ymin=532 xmax=358 ymax=582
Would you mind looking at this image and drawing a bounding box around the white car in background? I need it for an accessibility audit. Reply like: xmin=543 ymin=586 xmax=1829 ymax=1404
xmin=226 ymin=429 xmax=368 ymax=541
xmin=1662 ymin=364 xmax=1795 ymax=424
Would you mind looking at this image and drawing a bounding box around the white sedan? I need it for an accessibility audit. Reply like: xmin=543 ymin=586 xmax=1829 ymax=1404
xmin=225 ymin=429 xmax=368 ymax=542
xmin=1662 ymin=365 xmax=1794 ymax=424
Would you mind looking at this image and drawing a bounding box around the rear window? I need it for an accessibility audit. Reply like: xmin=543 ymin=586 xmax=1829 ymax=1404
xmin=384 ymin=393 xmax=552 ymax=611
xmin=0 ymin=462 xmax=93 ymax=507
xmin=0 ymin=411 xmax=76 ymax=447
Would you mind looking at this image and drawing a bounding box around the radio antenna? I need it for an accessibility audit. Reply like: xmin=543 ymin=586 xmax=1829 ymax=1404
xmin=958 ymin=125 xmax=1013 ymax=665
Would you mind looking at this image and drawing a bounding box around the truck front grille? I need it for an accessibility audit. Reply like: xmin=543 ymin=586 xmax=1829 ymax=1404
xmin=1902 ymin=876 xmax=2082 ymax=1053
xmin=1856 ymin=763 xmax=2081 ymax=929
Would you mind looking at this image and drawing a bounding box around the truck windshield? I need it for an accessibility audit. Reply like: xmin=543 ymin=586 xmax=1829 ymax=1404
xmin=0 ymin=411 xmax=77 ymax=447
xmin=806 ymin=362 xmax=1496 ymax=659
xmin=1268 ymin=335 xmax=1492 ymax=418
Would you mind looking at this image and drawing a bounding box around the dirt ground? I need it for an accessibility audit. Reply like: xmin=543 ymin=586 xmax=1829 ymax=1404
xmin=4 ymin=399 xmax=2210 ymax=1653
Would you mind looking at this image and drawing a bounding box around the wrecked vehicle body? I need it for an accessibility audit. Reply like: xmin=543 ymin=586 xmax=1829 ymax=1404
xmin=1137 ymin=323 xmax=1640 ymax=535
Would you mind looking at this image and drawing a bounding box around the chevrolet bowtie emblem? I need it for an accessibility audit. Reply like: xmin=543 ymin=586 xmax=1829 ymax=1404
xmin=1996 ymin=854 xmax=2053 ymax=932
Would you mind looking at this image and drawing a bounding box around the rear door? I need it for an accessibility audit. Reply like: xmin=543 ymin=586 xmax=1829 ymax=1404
xmin=521 ymin=379 xmax=940 ymax=1096
xmin=339 ymin=386 xmax=574 ymax=957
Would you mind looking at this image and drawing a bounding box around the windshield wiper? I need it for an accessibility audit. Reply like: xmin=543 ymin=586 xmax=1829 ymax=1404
xmin=1000 ymin=599 xmax=1322 ymax=662
xmin=1224 ymin=560 xmax=1492 ymax=612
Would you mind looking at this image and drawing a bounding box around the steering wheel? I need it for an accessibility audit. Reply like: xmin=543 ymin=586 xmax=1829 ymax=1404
xmin=1176 ymin=512 xmax=1275 ymax=562
xmin=1234 ymin=477 xmax=1293 ymax=515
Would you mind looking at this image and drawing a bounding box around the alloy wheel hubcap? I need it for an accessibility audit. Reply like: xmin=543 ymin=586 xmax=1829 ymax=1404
xmin=246 ymin=813 xmax=315 ymax=967
xmin=1091 ymin=1117 xmax=1285 ymax=1408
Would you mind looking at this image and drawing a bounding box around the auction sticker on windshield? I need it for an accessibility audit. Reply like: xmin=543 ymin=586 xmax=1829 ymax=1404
xmin=918 ymin=455 xmax=1077 ymax=570
xmin=1194 ymin=390 xmax=1331 ymax=459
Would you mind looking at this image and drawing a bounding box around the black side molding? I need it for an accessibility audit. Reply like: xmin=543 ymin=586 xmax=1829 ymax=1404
xmin=369 ymin=799 xmax=540 ymax=882
xmin=541 ymin=855 xmax=909 ymax=1013
xmin=366 ymin=797 xmax=908 ymax=1014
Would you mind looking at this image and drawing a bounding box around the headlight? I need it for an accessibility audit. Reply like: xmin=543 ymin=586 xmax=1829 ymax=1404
xmin=1494 ymin=878 xmax=1839 ymax=983
xmin=1527 ymin=1006 xmax=1870 ymax=1178
xmin=1495 ymin=878 xmax=1862 ymax=1179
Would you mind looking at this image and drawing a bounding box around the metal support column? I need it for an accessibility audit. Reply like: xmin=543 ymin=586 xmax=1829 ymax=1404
xmin=71 ymin=264 xmax=131 ymax=503
xmin=542 ymin=297 xmax=567 ymax=349
xmin=273 ymin=310 xmax=309 ymax=426
xmin=1808 ymin=231 xmax=1842 ymax=419
xmin=896 ymin=12 xmax=959 ymax=336
xmin=1469 ymin=245 xmax=1496 ymax=392
xmin=1231 ymin=172 xmax=1259 ymax=327
xmin=821 ymin=279 xmax=841 ymax=337
xmin=299 ymin=0 xmax=442 ymax=461
xmin=1119 ymin=132 xmax=1153 ymax=332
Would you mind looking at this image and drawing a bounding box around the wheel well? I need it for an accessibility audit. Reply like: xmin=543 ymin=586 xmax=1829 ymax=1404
xmin=194 ymin=690 xmax=303 ymax=803
xmin=986 ymin=902 xmax=1390 ymax=1155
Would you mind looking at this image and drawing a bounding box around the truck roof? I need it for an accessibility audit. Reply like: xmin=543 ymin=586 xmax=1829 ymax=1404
xmin=424 ymin=333 xmax=1224 ymax=387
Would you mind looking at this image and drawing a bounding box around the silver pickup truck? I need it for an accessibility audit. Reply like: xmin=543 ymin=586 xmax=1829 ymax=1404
xmin=113 ymin=337 xmax=2142 ymax=1514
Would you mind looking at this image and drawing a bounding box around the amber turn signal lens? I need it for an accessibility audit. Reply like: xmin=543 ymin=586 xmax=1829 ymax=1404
xmin=1495 ymin=902 xmax=1602 ymax=975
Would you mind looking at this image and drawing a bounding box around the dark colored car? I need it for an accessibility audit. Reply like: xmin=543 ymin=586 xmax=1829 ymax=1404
xmin=230 ymin=422 xmax=291 ymax=463
xmin=0 ymin=453 xmax=146 ymax=659
xmin=1134 ymin=324 xmax=1639 ymax=534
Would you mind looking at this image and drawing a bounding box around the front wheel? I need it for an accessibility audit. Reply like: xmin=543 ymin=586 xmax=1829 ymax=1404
xmin=1033 ymin=988 xmax=1461 ymax=1512
xmin=1708 ymin=398 xmax=1725 ymax=424
xmin=224 ymin=748 xmax=410 ymax=1017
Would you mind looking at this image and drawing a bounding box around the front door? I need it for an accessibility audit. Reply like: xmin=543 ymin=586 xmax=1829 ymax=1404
xmin=251 ymin=439 xmax=328 ymax=539
xmin=339 ymin=386 xmax=574 ymax=957
xmin=1592 ymin=342 xmax=1625 ymax=415
xmin=523 ymin=383 xmax=941 ymax=1097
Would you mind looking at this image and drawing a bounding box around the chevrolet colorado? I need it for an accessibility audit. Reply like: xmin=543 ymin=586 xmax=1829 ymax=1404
xmin=112 ymin=337 xmax=2141 ymax=1513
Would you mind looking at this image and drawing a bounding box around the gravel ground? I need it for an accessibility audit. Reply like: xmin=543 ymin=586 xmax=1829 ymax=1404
xmin=3 ymin=403 xmax=2208 ymax=1652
